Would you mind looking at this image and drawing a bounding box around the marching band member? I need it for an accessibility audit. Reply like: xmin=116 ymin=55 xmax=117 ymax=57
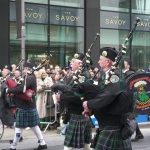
xmin=55 ymin=53 xmax=92 ymax=150
xmin=0 ymin=65 xmax=15 ymax=129
xmin=2 ymin=63 xmax=47 ymax=150
xmin=82 ymin=47 xmax=132 ymax=150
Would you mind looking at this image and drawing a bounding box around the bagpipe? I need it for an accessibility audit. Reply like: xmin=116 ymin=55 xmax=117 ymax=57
xmin=52 ymin=18 xmax=140 ymax=115
xmin=68 ymin=33 xmax=100 ymax=87
xmin=75 ymin=17 xmax=141 ymax=115
xmin=51 ymin=33 xmax=100 ymax=93
xmin=6 ymin=55 xmax=52 ymax=102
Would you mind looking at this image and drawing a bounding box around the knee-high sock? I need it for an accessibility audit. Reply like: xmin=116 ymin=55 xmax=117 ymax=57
xmin=64 ymin=146 xmax=73 ymax=150
xmin=31 ymin=125 xmax=46 ymax=145
xmin=83 ymin=144 xmax=92 ymax=150
xmin=10 ymin=127 xmax=23 ymax=149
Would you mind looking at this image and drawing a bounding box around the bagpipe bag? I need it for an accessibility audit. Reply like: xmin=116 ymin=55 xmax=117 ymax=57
xmin=6 ymin=79 xmax=35 ymax=102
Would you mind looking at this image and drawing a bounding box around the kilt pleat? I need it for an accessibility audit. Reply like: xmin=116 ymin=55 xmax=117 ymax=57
xmin=16 ymin=108 xmax=40 ymax=128
xmin=64 ymin=113 xmax=92 ymax=148
xmin=95 ymin=126 xmax=132 ymax=150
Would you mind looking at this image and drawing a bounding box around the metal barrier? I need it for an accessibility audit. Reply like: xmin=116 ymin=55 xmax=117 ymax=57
xmin=40 ymin=90 xmax=59 ymax=133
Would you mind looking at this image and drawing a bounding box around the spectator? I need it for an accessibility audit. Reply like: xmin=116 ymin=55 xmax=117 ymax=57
xmin=49 ymin=70 xmax=56 ymax=83
xmin=54 ymin=65 xmax=60 ymax=73
xmin=11 ymin=64 xmax=17 ymax=75
xmin=45 ymin=68 xmax=51 ymax=77
xmin=36 ymin=69 xmax=54 ymax=131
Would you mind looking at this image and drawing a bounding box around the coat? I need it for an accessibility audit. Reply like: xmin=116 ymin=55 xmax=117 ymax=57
xmin=0 ymin=75 xmax=15 ymax=127
xmin=36 ymin=77 xmax=54 ymax=118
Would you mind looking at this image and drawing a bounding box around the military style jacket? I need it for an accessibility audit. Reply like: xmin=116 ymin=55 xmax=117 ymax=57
xmin=87 ymin=70 xmax=129 ymax=126
xmin=60 ymin=70 xmax=91 ymax=115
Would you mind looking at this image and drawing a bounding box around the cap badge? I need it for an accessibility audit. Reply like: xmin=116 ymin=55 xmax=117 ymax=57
xmin=102 ymin=51 xmax=107 ymax=57
xmin=79 ymin=76 xmax=85 ymax=83
xmin=110 ymin=75 xmax=119 ymax=83
xmin=74 ymin=53 xmax=79 ymax=59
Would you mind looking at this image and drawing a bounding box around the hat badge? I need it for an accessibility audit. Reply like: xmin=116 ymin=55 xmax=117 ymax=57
xmin=74 ymin=53 xmax=79 ymax=59
xmin=102 ymin=51 xmax=107 ymax=57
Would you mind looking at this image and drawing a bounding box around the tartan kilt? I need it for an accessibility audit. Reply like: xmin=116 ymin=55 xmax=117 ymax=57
xmin=16 ymin=108 xmax=40 ymax=128
xmin=95 ymin=126 xmax=132 ymax=150
xmin=64 ymin=113 xmax=92 ymax=148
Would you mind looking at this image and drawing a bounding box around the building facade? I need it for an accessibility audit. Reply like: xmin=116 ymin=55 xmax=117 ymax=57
xmin=0 ymin=0 xmax=150 ymax=71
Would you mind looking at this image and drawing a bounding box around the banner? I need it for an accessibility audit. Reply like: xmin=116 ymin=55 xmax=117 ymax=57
xmin=126 ymin=73 xmax=150 ymax=114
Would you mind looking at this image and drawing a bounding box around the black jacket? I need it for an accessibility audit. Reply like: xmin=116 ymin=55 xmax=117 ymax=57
xmin=123 ymin=70 xmax=135 ymax=81
xmin=60 ymin=70 xmax=91 ymax=115
xmin=0 ymin=75 xmax=15 ymax=127
xmin=7 ymin=74 xmax=37 ymax=109
xmin=87 ymin=70 xmax=128 ymax=126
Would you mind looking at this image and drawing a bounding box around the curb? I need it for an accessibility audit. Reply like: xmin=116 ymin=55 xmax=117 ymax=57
xmin=138 ymin=122 xmax=150 ymax=128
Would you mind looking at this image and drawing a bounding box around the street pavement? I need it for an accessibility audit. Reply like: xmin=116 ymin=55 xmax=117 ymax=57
xmin=1 ymin=125 xmax=150 ymax=150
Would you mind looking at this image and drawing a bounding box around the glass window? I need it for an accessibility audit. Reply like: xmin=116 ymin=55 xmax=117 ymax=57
xmin=131 ymin=31 xmax=150 ymax=70
xmin=50 ymin=0 xmax=84 ymax=8
xmin=100 ymin=29 xmax=130 ymax=56
xmin=50 ymin=25 xmax=84 ymax=67
xmin=132 ymin=0 xmax=150 ymax=14
xmin=10 ymin=23 xmax=48 ymax=65
xmin=50 ymin=6 xmax=84 ymax=26
xmin=100 ymin=0 xmax=130 ymax=12
xmin=10 ymin=0 xmax=48 ymax=4
xmin=10 ymin=23 xmax=84 ymax=67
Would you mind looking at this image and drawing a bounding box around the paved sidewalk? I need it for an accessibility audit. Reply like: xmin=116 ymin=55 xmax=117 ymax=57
xmin=0 ymin=122 xmax=149 ymax=149
xmin=0 ymin=128 xmax=64 ymax=149
xmin=138 ymin=122 xmax=150 ymax=128
xmin=1 ymin=127 xmax=57 ymax=140
xmin=1 ymin=122 xmax=149 ymax=139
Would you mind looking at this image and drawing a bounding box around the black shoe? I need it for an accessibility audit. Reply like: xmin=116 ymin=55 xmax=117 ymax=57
xmin=131 ymin=134 xmax=144 ymax=141
xmin=1 ymin=148 xmax=16 ymax=150
xmin=19 ymin=137 xmax=23 ymax=142
xmin=33 ymin=144 xmax=47 ymax=150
